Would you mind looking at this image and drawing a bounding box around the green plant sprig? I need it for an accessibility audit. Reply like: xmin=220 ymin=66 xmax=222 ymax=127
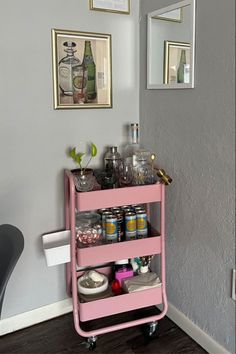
xmin=69 ymin=143 xmax=97 ymax=172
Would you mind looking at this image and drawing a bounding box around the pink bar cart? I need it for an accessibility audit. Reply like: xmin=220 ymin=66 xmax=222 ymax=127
xmin=64 ymin=169 xmax=168 ymax=349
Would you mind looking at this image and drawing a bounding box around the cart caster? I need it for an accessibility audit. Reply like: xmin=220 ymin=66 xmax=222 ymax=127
xmin=87 ymin=336 xmax=97 ymax=351
xmin=142 ymin=321 xmax=159 ymax=339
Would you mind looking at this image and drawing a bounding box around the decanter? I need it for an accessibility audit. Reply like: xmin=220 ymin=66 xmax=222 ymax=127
xmin=59 ymin=41 xmax=80 ymax=96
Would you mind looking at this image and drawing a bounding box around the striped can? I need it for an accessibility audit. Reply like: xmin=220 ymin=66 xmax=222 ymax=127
xmin=105 ymin=215 xmax=118 ymax=243
xmin=136 ymin=210 xmax=148 ymax=238
xmin=114 ymin=211 xmax=125 ymax=242
xmin=101 ymin=211 xmax=113 ymax=239
xmin=125 ymin=212 xmax=137 ymax=240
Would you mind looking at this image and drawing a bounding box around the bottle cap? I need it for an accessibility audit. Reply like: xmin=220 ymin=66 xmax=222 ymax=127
xmin=109 ymin=146 xmax=118 ymax=153
xmin=63 ymin=41 xmax=76 ymax=47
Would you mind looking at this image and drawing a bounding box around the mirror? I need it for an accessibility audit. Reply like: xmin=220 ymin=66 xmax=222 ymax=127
xmin=147 ymin=0 xmax=195 ymax=89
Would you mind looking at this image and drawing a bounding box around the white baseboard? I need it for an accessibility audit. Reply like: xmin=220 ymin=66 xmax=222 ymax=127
xmin=0 ymin=299 xmax=231 ymax=354
xmin=0 ymin=298 xmax=73 ymax=336
xmin=164 ymin=303 xmax=231 ymax=354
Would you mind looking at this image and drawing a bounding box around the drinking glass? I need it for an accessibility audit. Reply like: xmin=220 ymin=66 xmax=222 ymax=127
xmin=119 ymin=161 xmax=133 ymax=187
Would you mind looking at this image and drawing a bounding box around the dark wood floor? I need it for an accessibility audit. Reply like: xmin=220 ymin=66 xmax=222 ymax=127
xmin=0 ymin=307 xmax=207 ymax=354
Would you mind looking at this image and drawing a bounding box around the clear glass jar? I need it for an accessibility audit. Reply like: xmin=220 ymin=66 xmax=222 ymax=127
xmin=104 ymin=146 xmax=122 ymax=173
xmin=73 ymin=169 xmax=95 ymax=192
xmin=104 ymin=146 xmax=122 ymax=187
xmin=133 ymin=150 xmax=157 ymax=185
xmin=76 ymin=212 xmax=102 ymax=247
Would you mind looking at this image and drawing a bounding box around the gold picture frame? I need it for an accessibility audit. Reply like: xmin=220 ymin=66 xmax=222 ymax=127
xmin=164 ymin=40 xmax=191 ymax=84
xmin=52 ymin=29 xmax=112 ymax=109
xmin=89 ymin=0 xmax=130 ymax=14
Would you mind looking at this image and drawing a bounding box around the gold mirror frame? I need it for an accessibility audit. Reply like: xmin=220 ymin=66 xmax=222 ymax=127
xmin=52 ymin=29 xmax=112 ymax=109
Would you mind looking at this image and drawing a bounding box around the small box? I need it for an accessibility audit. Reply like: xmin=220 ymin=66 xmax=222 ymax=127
xmin=115 ymin=268 xmax=134 ymax=286
xmin=42 ymin=230 xmax=70 ymax=267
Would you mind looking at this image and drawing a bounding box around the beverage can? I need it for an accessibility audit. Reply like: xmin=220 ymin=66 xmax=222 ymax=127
xmin=98 ymin=208 xmax=109 ymax=215
xmin=121 ymin=205 xmax=132 ymax=210
xmin=105 ymin=215 xmax=118 ymax=243
xmin=136 ymin=210 xmax=148 ymax=238
xmin=123 ymin=207 xmax=133 ymax=213
xmin=133 ymin=205 xmax=145 ymax=212
xmin=115 ymin=212 xmax=125 ymax=242
xmin=111 ymin=207 xmax=121 ymax=213
xmin=101 ymin=211 xmax=113 ymax=239
xmin=125 ymin=212 xmax=137 ymax=240
xmin=131 ymin=204 xmax=142 ymax=208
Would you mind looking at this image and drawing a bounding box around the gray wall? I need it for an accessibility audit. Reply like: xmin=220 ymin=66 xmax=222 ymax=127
xmin=0 ymin=0 xmax=139 ymax=318
xmin=140 ymin=0 xmax=235 ymax=353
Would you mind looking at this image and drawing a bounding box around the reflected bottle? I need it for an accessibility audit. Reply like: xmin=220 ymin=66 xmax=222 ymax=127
xmin=82 ymin=41 xmax=97 ymax=102
xmin=59 ymin=42 xmax=80 ymax=96
xmin=177 ymin=49 xmax=186 ymax=83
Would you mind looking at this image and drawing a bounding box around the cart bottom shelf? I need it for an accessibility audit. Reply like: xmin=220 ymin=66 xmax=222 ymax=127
xmin=80 ymin=305 xmax=161 ymax=331
xmin=78 ymin=286 xmax=163 ymax=322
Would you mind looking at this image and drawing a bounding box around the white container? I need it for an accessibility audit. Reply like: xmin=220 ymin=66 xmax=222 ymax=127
xmin=42 ymin=230 xmax=70 ymax=266
xmin=78 ymin=272 xmax=108 ymax=295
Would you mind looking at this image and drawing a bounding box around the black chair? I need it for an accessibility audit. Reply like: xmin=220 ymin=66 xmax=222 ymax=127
xmin=0 ymin=224 xmax=24 ymax=318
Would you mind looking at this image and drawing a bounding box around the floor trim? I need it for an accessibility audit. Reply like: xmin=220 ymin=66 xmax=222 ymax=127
xmin=164 ymin=303 xmax=230 ymax=354
xmin=0 ymin=299 xmax=231 ymax=354
xmin=0 ymin=298 xmax=73 ymax=336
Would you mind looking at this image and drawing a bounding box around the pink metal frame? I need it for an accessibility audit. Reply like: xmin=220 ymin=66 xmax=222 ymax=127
xmin=64 ymin=169 xmax=168 ymax=338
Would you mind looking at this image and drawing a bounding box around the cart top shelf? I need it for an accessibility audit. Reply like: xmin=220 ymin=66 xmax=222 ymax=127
xmin=65 ymin=169 xmax=164 ymax=211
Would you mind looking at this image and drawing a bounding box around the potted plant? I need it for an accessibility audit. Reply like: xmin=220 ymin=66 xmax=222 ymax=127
xmin=69 ymin=143 xmax=97 ymax=192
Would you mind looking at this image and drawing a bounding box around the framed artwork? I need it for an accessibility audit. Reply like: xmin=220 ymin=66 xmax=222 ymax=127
xmin=153 ymin=8 xmax=183 ymax=23
xmin=89 ymin=0 xmax=130 ymax=14
xmin=52 ymin=29 xmax=112 ymax=109
xmin=164 ymin=40 xmax=191 ymax=84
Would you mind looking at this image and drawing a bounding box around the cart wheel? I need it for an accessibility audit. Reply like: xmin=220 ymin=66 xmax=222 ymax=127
xmin=142 ymin=321 xmax=159 ymax=339
xmin=87 ymin=336 xmax=97 ymax=351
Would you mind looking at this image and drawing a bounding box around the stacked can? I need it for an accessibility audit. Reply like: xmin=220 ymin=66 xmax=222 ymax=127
xmin=125 ymin=212 xmax=137 ymax=240
xmin=112 ymin=209 xmax=125 ymax=242
xmin=136 ymin=209 xmax=148 ymax=238
xmin=98 ymin=204 xmax=148 ymax=242
xmin=98 ymin=209 xmax=112 ymax=240
xmin=105 ymin=215 xmax=118 ymax=243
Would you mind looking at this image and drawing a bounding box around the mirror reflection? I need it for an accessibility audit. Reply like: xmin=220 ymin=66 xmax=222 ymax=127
xmin=147 ymin=0 xmax=195 ymax=89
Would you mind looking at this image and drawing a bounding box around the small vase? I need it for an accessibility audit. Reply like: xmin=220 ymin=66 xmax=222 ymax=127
xmin=72 ymin=169 xmax=95 ymax=192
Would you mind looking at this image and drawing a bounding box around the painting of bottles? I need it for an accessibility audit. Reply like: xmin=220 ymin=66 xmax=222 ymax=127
xmin=164 ymin=41 xmax=191 ymax=85
xmin=52 ymin=29 xmax=112 ymax=109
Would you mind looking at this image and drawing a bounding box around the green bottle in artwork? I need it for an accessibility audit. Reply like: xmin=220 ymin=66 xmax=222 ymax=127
xmin=83 ymin=41 xmax=97 ymax=102
xmin=177 ymin=49 xmax=186 ymax=83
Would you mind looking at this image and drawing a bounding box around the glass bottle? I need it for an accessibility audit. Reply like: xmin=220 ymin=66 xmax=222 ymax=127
xmin=82 ymin=41 xmax=97 ymax=102
xmin=72 ymin=60 xmax=88 ymax=104
xmin=133 ymin=150 xmax=157 ymax=185
xmin=104 ymin=146 xmax=122 ymax=180
xmin=177 ymin=49 xmax=186 ymax=83
xmin=123 ymin=123 xmax=140 ymax=167
xmin=104 ymin=146 xmax=122 ymax=188
xmin=58 ymin=42 xmax=80 ymax=96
